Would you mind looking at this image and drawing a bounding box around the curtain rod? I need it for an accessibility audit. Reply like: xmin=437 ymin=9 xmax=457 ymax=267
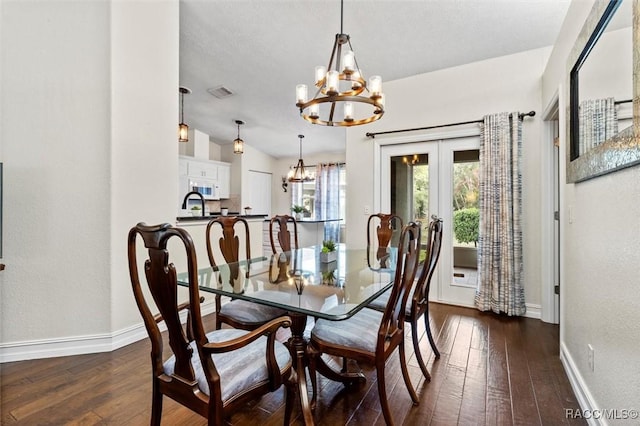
xmin=365 ymin=110 xmax=536 ymax=139
xmin=615 ymin=99 xmax=632 ymax=105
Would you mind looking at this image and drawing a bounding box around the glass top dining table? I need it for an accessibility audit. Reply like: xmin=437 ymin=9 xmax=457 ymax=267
xmin=177 ymin=243 xmax=398 ymax=426
xmin=178 ymin=244 xmax=398 ymax=321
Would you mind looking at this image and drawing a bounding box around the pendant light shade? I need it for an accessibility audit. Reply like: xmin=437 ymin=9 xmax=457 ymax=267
xmin=178 ymin=87 xmax=191 ymax=142
xmin=233 ymin=120 xmax=244 ymax=154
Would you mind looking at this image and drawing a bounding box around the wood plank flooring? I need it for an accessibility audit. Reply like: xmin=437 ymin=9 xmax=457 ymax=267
xmin=0 ymin=303 xmax=585 ymax=425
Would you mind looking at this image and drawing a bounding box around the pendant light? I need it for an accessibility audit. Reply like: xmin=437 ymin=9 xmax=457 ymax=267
xmin=233 ymin=120 xmax=245 ymax=154
xmin=288 ymin=135 xmax=312 ymax=182
xmin=178 ymin=87 xmax=191 ymax=142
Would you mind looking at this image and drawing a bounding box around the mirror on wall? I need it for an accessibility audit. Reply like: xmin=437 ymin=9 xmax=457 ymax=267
xmin=567 ymin=0 xmax=640 ymax=183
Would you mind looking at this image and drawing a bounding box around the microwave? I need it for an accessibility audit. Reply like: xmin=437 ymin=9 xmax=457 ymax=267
xmin=181 ymin=176 xmax=220 ymax=200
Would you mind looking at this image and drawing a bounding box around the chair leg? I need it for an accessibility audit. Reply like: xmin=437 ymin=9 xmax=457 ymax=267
xmin=307 ymin=344 xmax=319 ymax=409
xmin=283 ymin=372 xmax=296 ymax=425
xmin=150 ymin=381 xmax=163 ymax=426
xmin=424 ymin=311 xmax=440 ymax=359
xmin=376 ymin=360 xmax=395 ymax=426
xmin=411 ymin=317 xmax=431 ymax=381
xmin=399 ymin=341 xmax=419 ymax=405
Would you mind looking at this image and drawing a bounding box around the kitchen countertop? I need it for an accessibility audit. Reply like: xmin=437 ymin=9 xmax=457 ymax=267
xmin=263 ymin=218 xmax=342 ymax=223
xmin=177 ymin=213 xmax=268 ymax=222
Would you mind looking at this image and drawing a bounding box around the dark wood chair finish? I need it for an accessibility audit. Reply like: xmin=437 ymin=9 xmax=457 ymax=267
xmin=269 ymin=214 xmax=299 ymax=254
xmin=307 ymin=222 xmax=422 ymax=426
xmin=368 ymin=216 xmax=444 ymax=381
xmin=367 ymin=213 xmax=403 ymax=268
xmin=128 ymin=222 xmax=294 ymax=425
xmin=206 ymin=216 xmax=287 ymax=331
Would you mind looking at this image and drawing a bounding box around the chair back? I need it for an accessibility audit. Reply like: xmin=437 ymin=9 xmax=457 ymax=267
xmin=367 ymin=213 xmax=403 ymax=268
xmin=414 ymin=217 xmax=443 ymax=306
xmin=377 ymin=221 xmax=421 ymax=349
xmin=269 ymin=214 xmax=299 ymax=254
xmin=127 ymin=222 xmax=205 ymax=389
xmin=206 ymin=217 xmax=251 ymax=284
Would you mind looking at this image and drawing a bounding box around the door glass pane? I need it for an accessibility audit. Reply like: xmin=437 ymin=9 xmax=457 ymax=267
xmin=390 ymin=154 xmax=429 ymax=252
xmin=452 ymin=149 xmax=479 ymax=287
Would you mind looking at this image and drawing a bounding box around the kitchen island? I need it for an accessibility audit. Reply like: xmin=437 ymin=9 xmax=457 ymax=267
xmin=176 ymin=214 xmax=268 ymax=263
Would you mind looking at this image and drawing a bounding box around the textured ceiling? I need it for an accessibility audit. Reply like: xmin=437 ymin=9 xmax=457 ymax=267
xmin=179 ymin=0 xmax=570 ymax=158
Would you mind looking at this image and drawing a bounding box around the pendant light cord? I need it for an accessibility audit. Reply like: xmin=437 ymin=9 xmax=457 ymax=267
xmin=340 ymin=0 xmax=344 ymax=34
xmin=180 ymin=91 xmax=184 ymax=122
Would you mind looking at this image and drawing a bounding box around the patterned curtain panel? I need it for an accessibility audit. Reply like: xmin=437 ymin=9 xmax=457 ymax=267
xmin=578 ymin=97 xmax=618 ymax=155
xmin=314 ymin=163 xmax=342 ymax=242
xmin=475 ymin=112 xmax=525 ymax=316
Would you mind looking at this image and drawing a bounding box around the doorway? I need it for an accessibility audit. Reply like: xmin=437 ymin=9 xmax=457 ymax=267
xmin=379 ymin=136 xmax=480 ymax=307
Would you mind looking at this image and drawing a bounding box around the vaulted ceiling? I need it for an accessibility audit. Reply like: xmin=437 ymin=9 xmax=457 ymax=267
xmin=179 ymin=0 xmax=570 ymax=157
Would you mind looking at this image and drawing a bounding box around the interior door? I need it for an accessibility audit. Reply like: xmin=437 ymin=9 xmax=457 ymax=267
xmin=379 ymin=136 xmax=480 ymax=308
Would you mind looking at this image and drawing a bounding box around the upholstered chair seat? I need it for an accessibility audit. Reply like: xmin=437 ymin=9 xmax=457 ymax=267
xmin=311 ymin=308 xmax=383 ymax=354
xmin=219 ymin=299 xmax=288 ymax=327
xmin=163 ymin=328 xmax=292 ymax=402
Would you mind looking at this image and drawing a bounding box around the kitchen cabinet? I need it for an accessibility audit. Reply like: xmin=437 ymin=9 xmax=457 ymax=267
xmin=217 ymin=162 xmax=230 ymax=199
xmin=187 ymin=160 xmax=218 ymax=180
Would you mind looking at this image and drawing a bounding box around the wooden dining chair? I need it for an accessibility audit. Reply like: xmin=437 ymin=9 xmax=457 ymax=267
xmin=128 ymin=222 xmax=295 ymax=425
xmin=307 ymin=222 xmax=422 ymax=426
xmin=206 ymin=216 xmax=287 ymax=330
xmin=367 ymin=213 xmax=403 ymax=269
xmin=368 ymin=216 xmax=444 ymax=380
xmin=269 ymin=214 xmax=299 ymax=254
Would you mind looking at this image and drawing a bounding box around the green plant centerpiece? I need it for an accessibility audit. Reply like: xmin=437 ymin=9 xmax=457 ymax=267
xmin=190 ymin=205 xmax=202 ymax=216
xmin=320 ymin=239 xmax=337 ymax=263
xmin=292 ymin=204 xmax=306 ymax=220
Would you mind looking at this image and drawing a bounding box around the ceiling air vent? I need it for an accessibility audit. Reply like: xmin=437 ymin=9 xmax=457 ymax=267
xmin=207 ymin=85 xmax=234 ymax=99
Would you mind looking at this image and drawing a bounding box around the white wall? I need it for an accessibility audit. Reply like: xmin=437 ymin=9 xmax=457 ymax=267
xmin=0 ymin=0 xmax=178 ymax=360
xmin=346 ymin=47 xmax=551 ymax=309
xmin=110 ymin=1 xmax=179 ymax=333
xmin=542 ymin=0 xmax=640 ymax=416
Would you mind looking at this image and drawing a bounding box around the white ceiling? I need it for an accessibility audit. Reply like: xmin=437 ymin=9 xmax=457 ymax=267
xmin=179 ymin=0 xmax=570 ymax=158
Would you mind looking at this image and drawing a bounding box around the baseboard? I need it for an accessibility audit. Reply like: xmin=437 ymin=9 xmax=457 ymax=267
xmin=524 ymin=303 xmax=541 ymax=319
xmin=560 ymin=342 xmax=603 ymax=426
xmin=431 ymin=300 xmax=541 ymax=320
xmin=0 ymin=302 xmax=217 ymax=363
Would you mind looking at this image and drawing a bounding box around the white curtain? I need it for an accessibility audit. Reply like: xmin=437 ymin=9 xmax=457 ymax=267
xmin=578 ymin=97 xmax=618 ymax=155
xmin=314 ymin=163 xmax=342 ymax=242
xmin=475 ymin=112 xmax=525 ymax=316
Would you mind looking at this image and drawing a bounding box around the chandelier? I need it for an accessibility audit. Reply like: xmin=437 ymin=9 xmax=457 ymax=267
xmin=288 ymin=135 xmax=313 ymax=182
xmin=295 ymin=0 xmax=384 ymax=127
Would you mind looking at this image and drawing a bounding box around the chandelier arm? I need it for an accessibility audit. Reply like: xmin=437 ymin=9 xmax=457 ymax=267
xmin=346 ymin=38 xmax=367 ymax=92
xmin=326 ymin=35 xmax=340 ymax=77
xmin=335 ymin=40 xmax=342 ymax=73
xmin=329 ymin=102 xmax=336 ymax=123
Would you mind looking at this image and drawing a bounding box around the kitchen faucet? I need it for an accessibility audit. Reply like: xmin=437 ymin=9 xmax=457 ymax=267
xmin=181 ymin=191 xmax=206 ymax=216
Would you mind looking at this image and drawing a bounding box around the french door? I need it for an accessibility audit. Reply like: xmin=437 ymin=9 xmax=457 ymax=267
xmin=379 ymin=136 xmax=480 ymax=307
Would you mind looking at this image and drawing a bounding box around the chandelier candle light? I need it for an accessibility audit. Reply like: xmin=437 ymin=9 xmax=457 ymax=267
xmin=295 ymin=0 xmax=384 ymax=127
xmin=288 ymin=135 xmax=313 ymax=182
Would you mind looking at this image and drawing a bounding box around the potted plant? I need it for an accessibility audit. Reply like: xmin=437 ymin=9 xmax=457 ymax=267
xmin=291 ymin=204 xmax=306 ymax=220
xmin=320 ymin=239 xmax=337 ymax=263
xmin=190 ymin=205 xmax=202 ymax=216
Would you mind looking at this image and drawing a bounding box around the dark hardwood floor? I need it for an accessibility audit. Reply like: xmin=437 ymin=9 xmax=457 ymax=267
xmin=1 ymin=303 xmax=585 ymax=425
